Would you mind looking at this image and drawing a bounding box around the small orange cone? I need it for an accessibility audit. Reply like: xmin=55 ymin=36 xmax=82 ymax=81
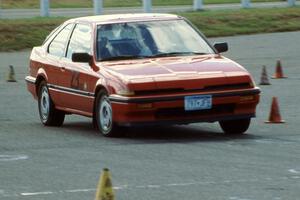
xmin=265 ymin=97 xmax=285 ymax=123
xmin=95 ymin=168 xmax=115 ymax=200
xmin=259 ymin=65 xmax=271 ymax=85
xmin=272 ymin=60 xmax=287 ymax=79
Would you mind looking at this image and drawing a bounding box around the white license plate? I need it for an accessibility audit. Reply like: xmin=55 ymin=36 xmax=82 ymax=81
xmin=184 ymin=95 xmax=212 ymax=111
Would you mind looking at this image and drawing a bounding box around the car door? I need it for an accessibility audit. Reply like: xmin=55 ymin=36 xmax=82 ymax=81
xmin=45 ymin=23 xmax=74 ymax=107
xmin=58 ymin=23 xmax=97 ymax=115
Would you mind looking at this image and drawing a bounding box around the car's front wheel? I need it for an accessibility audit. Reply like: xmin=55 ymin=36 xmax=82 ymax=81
xmin=94 ymin=90 xmax=119 ymax=137
xmin=219 ymin=118 xmax=251 ymax=135
xmin=38 ymin=81 xmax=65 ymax=126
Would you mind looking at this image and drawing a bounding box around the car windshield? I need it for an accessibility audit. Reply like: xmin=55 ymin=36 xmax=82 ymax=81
xmin=96 ymin=19 xmax=215 ymax=61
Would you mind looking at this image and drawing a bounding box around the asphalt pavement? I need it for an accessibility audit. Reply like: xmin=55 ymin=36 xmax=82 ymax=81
xmin=0 ymin=31 xmax=300 ymax=200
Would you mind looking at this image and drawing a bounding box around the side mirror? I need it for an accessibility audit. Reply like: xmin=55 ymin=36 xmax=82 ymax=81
xmin=72 ymin=52 xmax=92 ymax=63
xmin=213 ymin=42 xmax=228 ymax=53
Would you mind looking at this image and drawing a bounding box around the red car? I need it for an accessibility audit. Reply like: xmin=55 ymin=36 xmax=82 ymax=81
xmin=26 ymin=13 xmax=260 ymax=137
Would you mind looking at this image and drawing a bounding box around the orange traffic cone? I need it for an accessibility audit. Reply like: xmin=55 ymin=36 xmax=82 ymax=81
xmin=272 ymin=60 xmax=287 ymax=79
xmin=259 ymin=65 xmax=271 ymax=85
xmin=265 ymin=97 xmax=285 ymax=123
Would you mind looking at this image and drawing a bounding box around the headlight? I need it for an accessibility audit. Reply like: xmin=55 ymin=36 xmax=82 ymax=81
xmin=249 ymin=76 xmax=256 ymax=87
xmin=116 ymin=89 xmax=135 ymax=96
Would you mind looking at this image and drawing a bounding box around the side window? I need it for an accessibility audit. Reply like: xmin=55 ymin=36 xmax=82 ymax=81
xmin=66 ymin=24 xmax=92 ymax=59
xmin=43 ymin=24 xmax=62 ymax=45
xmin=48 ymin=24 xmax=73 ymax=57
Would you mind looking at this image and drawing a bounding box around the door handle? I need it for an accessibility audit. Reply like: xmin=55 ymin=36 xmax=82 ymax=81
xmin=60 ymin=66 xmax=66 ymax=71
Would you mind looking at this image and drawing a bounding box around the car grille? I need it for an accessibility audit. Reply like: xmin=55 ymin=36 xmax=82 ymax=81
xmin=203 ymin=83 xmax=251 ymax=91
xmin=155 ymin=104 xmax=235 ymax=119
xmin=135 ymin=83 xmax=251 ymax=96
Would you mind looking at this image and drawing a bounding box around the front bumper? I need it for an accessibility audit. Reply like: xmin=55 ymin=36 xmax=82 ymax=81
xmin=109 ymin=87 xmax=260 ymax=126
xmin=25 ymin=76 xmax=37 ymax=100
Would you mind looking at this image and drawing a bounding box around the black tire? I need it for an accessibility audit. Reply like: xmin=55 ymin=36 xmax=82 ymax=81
xmin=94 ymin=89 xmax=120 ymax=137
xmin=38 ymin=81 xmax=65 ymax=126
xmin=219 ymin=118 xmax=251 ymax=135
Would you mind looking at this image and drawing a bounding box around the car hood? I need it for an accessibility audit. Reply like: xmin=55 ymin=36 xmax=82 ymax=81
xmin=98 ymin=55 xmax=253 ymax=91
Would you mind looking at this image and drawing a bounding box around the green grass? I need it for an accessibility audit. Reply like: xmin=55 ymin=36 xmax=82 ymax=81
xmin=0 ymin=17 xmax=65 ymax=51
xmin=2 ymin=0 xmax=281 ymax=9
xmin=180 ymin=7 xmax=300 ymax=37
xmin=1 ymin=7 xmax=300 ymax=51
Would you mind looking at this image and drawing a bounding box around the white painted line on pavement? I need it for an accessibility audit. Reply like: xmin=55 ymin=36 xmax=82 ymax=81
xmin=113 ymin=185 xmax=128 ymax=190
xmin=0 ymin=155 xmax=28 ymax=162
xmin=254 ymin=139 xmax=294 ymax=145
xmin=165 ymin=182 xmax=199 ymax=187
xmin=3 ymin=175 xmax=299 ymax=198
xmin=229 ymin=197 xmax=252 ymax=200
xmin=20 ymin=191 xmax=53 ymax=196
xmin=64 ymin=188 xmax=96 ymax=193
xmin=288 ymin=169 xmax=300 ymax=174
xmin=146 ymin=185 xmax=161 ymax=188
xmin=17 ymin=185 xmax=129 ymax=197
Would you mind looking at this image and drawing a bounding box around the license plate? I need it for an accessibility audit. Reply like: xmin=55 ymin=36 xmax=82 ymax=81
xmin=184 ymin=95 xmax=212 ymax=111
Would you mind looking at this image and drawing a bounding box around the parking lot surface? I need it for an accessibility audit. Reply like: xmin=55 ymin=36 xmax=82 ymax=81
xmin=0 ymin=31 xmax=300 ymax=200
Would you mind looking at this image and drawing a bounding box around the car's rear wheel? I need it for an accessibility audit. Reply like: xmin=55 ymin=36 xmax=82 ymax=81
xmin=219 ymin=118 xmax=251 ymax=135
xmin=94 ymin=90 xmax=119 ymax=137
xmin=38 ymin=81 xmax=65 ymax=126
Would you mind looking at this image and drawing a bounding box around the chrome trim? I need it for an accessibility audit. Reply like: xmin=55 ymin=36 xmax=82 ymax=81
xmin=25 ymin=76 xmax=36 ymax=84
xmin=47 ymin=84 xmax=95 ymax=97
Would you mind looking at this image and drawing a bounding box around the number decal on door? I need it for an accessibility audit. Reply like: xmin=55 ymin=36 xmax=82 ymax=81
xmin=71 ymin=71 xmax=80 ymax=89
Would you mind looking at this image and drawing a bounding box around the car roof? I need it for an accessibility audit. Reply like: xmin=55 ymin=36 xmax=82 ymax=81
xmin=65 ymin=13 xmax=182 ymax=25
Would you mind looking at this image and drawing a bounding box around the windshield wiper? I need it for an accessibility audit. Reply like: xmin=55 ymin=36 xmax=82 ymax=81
xmin=99 ymin=52 xmax=207 ymax=61
xmin=99 ymin=55 xmax=146 ymax=61
xmin=150 ymin=52 xmax=207 ymax=58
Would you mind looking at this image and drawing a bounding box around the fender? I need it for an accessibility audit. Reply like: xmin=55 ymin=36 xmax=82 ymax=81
xmin=94 ymin=77 xmax=111 ymax=95
xmin=25 ymin=68 xmax=49 ymax=99
xmin=36 ymin=68 xmax=48 ymax=83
